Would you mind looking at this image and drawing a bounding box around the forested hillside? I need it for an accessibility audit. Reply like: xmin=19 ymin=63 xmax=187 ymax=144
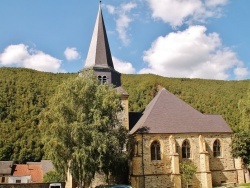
xmin=121 ymin=74 xmax=250 ymax=132
xmin=0 ymin=68 xmax=75 ymax=163
xmin=0 ymin=67 xmax=249 ymax=163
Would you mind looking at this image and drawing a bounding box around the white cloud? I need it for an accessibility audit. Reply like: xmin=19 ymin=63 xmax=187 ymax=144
xmin=0 ymin=44 xmax=29 ymax=65
xmin=23 ymin=51 xmax=62 ymax=72
xmin=0 ymin=44 xmax=63 ymax=73
xmin=112 ymin=56 xmax=135 ymax=74
xmin=234 ymin=67 xmax=248 ymax=79
xmin=140 ymin=25 xmax=248 ymax=80
xmin=64 ymin=47 xmax=80 ymax=61
xmin=106 ymin=2 xmax=137 ymax=45
xmin=106 ymin=5 xmax=115 ymax=14
xmin=205 ymin=0 xmax=228 ymax=7
xmin=147 ymin=0 xmax=229 ymax=27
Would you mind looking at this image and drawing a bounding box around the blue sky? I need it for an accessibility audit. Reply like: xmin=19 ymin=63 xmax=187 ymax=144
xmin=0 ymin=0 xmax=249 ymax=80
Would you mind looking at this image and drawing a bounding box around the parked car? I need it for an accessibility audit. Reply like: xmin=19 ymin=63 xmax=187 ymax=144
xmin=49 ymin=183 xmax=62 ymax=188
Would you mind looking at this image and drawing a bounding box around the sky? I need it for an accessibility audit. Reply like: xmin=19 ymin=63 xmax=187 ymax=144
xmin=0 ymin=0 xmax=250 ymax=80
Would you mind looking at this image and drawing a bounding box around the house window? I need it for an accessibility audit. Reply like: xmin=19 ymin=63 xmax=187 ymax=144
xmin=16 ymin=179 xmax=21 ymax=183
xmin=182 ymin=139 xmax=191 ymax=158
xmin=151 ymin=141 xmax=161 ymax=160
xmin=213 ymin=139 xmax=221 ymax=157
xmin=2 ymin=177 xmax=5 ymax=183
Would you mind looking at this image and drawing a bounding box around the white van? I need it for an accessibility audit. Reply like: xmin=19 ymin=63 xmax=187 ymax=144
xmin=49 ymin=183 xmax=62 ymax=188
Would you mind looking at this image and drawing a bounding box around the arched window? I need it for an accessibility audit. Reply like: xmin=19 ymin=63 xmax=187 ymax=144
xmin=98 ymin=75 xmax=102 ymax=84
xmin=151 ymin=141 xmax=161 ymax=160
xmin=103 ymin=76 xmax=107 ymax=84
xmin=182 ymin=140 xmax=191 ymax=158
xmin=98 ymin=75 xmax=108 ymax=84
xmin=213 ymin=139 xmax=221 ymax=157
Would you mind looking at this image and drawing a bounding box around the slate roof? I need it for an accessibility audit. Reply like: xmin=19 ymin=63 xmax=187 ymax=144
xmin=129 ymin=88 xmax=233 ymax=134
xmin=0 ymin=161 xmax=14 ymax=175
xmin=41 ymin=160 xmax=54 ymax=176
xmin=115 ymin=86 xmax=129 ymax=96
xmin=84 ymin=3 xmax=114 ymax=69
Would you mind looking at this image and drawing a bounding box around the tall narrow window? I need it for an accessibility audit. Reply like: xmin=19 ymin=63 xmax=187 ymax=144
xmin=213 ymin=139 xmax=221 ymax=157
xmin=135 ymin=141 xmax=139 ymax=156
xmin=182 ymin=140 xmax=191 ymax=158
xmin=151 ymin=141 xmax=161 ymax=160
xmin=98 ymin=75 xmax=102 ymax=84
xmin=102 ymin=76 xmax=107 ymax=84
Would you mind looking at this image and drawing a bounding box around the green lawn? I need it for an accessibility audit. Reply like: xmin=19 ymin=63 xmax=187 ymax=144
xmin=240 ymin=183 xmax=250 ymax=188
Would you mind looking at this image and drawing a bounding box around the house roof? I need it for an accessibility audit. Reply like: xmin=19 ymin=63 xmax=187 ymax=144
xmin=12 ymin=164 xmax=43 ymax=183
xmin=84 ymin=3 xmax=114 ymax=70
xmin=0 ymin=161 xmax=14 ymax=175
xmin=115 ymin=86 xmax=129 ymax=96
xmin=41 ymin=160 xmax=54 ymax=176
xmin=13 ymin=165 xmax=30 ymax=177
xmin=129 ymin=88 xmax=233 ymax=134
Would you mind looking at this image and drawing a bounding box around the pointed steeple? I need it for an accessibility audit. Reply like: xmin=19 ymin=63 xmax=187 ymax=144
xmin=84 ymin=2 xmax=114 ymax=69
xmin=82 ymin=3 xmax=121 ymax=87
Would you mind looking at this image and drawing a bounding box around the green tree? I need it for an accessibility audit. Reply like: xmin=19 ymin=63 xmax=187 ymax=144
xmin=180 ymin=160 xmax=197 ymax=188
xmin=231 ymin=89 xmax=250 ymax=165
xmin=231 ymin=130 xmax=250 ymax=165
xmin=238 ymin=89 xmax=250 ymax=131
xmin=43 ymin=171 xmax=64 ymax=183
xmin=40 ymin=71 xmax=128 ymax=188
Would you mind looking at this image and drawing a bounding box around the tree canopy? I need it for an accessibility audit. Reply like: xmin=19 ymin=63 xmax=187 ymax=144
xmin=231 ymin=130 xmax=250 ymax=165
xmin=43 ymin=171 xmax=64 ymax=183
xmin=39 ymin=71 xmax=128 ymax=187
xmin=231 ymin=89 xmax=250 ymax=165
xmin=238 ymin=89 xmax=250 ymax=130
xmin=0 ymin=68 xmax=74 ymax=163
xmin=180 ymin=160 xmax=197 ymax=188
xmin=0 ymin=67 xmax=250 ymax=163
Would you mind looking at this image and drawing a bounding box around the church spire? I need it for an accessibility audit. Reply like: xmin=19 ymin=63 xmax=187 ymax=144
xmin=84 ymin=2 xmax=114 ymax=69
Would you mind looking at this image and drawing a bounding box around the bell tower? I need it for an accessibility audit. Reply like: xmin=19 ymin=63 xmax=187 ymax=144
xmin=79 ymin=2 xmax=129 ymax=130
xmin=81 ymin=2 xmax=121 ymax=87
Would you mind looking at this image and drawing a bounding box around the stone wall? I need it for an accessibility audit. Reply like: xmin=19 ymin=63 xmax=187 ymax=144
xmin=130 ymin=133 xmax=242 ymax=188
xmin=120 ymin=96 xmax=129 ymax=130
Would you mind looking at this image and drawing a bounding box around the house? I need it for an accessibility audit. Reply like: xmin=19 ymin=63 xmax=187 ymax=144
xmin=129 ymin=87 xmax=245 ymax=188
xmin=8 ymin=163 xmax=42 ymax=183
xmin=0 ymin=161 xmax=14 ymax=183
xmin=0 ymin=160 xmax=54 ymax=184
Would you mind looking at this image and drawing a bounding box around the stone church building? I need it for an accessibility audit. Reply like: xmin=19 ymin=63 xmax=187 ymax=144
xmin=66 ymin=3 xmax=245 ymax=188
xmin=129 ymin=87 xmax=245 ymax=188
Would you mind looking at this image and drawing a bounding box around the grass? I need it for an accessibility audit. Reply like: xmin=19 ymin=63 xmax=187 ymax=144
xmin=240 ymin=183 xmax=250 ymax=187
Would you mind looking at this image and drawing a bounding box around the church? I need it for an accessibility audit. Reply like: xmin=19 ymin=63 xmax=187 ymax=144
xmin=67 ymin=3 xmax=245 ymax=188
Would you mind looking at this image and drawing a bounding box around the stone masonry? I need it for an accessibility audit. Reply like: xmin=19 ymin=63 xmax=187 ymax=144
xmin=130 ymin=133 xmax=245 ymax=188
